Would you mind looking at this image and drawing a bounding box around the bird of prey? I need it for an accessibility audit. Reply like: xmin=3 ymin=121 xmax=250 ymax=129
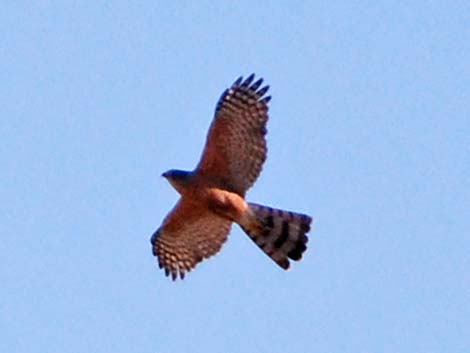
xmin=151 ymin=74 xmax=312 ymax=280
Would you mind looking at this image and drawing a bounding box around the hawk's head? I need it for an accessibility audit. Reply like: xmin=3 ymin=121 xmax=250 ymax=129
xmin=162 ymin=169 xmax=192 ymax=194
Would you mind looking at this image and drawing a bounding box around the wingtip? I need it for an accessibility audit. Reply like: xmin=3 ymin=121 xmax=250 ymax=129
xmin=257 ymin=85 xmax=270 ymax=97
xmin=241 ymin=73 xmax=255 ymax=87
xmin=233 ymin=76 xmax=243 ymax=86
xmin=251 ymin=78 xmax=264 ymax=91
xmin=261 ymin=95 xmax=271 ymax=104
xmin=150 ymin=229 xmax=159 ymax=245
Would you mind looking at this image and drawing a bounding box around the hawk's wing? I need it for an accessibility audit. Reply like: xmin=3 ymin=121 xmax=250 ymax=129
xmin=196 ymin=74 xmax=271 ymax=195
xmin=151 ymin=198 xmax=232 ymax=280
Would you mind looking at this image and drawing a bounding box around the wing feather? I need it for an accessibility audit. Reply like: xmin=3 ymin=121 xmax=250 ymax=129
xmin=151 ymin=199 xmax=232 ymax=280
xmin=196 ymin=74 xmax=271 ymax=195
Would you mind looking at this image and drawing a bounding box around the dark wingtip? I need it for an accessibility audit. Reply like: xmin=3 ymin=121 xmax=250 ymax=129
xmin=257 ymin=85 xmax=270 ymax=97
xmin=241 ymin=73 xmax=255 ymax=87
xmin=251 ymin=78 xmax=264 ymax=91
xmin=233 ymin=76 xmax=243 ymax=86
xmin=150 ymin=229 xmax=159 ymax=245
xmin=261 ymin=96 xmax=271 ymax=104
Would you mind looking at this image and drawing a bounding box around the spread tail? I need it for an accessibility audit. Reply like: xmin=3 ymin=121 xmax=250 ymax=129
xmin=238 ymin=203 xmax=313 ymax=269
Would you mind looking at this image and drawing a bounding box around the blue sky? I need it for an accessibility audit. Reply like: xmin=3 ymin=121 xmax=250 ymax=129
xmin=1 ymin=2 xmax=469 ymax=352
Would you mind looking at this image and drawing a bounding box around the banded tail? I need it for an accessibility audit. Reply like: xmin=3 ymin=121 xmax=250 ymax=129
xmin=239 ymin=203 xmax=313 ymax=269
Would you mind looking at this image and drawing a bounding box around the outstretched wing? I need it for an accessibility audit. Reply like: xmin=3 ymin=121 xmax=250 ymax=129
xmin=151 ymin=198 xmax=232 ymax=280
xmin=196 ymin=74 xmax=271 ymax=195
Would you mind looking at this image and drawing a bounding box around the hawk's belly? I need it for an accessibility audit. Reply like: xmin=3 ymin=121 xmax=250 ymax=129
xmin=194 ymin=187 xmax=248 ymax=222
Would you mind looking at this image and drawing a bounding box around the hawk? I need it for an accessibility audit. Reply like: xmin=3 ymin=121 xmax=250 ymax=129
xmin=151 ymin=74 xmax=313 ymax=280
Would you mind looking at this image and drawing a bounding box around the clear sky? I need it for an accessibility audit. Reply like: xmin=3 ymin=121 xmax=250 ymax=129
xmin=1 ymin=2 xmax=469 ymax=353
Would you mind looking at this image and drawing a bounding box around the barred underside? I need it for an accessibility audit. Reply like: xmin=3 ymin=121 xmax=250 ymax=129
xmin=150 ymin=200 xmax=232 ymax=280
xmin=196 ymin=74 xmax=271 ymax=195
xmin=151 ymin=230 xmax=197 ymax=280
xmin=240 ymin=203 xmax=312 ymax=269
